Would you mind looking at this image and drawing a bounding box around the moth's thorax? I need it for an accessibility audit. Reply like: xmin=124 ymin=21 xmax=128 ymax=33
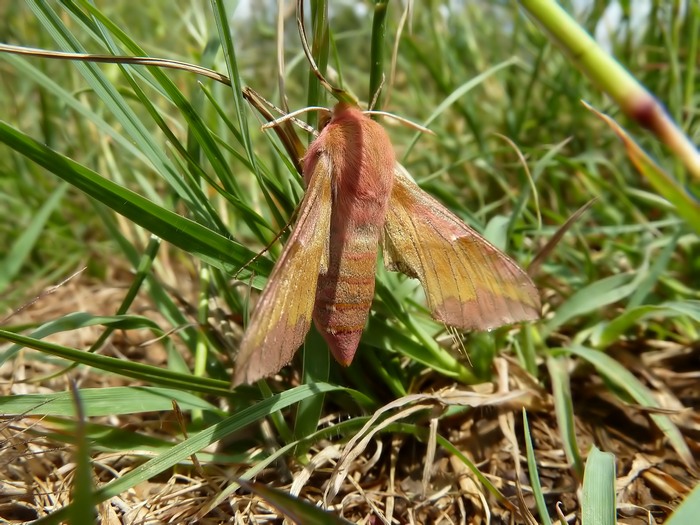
xmin=303 ymin=103 xmax=395 ymax=221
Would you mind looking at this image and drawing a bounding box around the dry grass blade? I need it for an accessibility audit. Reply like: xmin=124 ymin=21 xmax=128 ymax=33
xmin=325 ymin=387 xmax=535 ymax=505
xmin=0 ymin=43 xmax=232 ymax=86
xmin=325 ymin=403 xmax=429 ymax=505
xmin=290 ymin=445 xmax=341 ymax=497
xmin=421 ymin=417 xmax=438 ymax=498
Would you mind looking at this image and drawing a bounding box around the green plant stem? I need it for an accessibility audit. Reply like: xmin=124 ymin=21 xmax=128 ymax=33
xmin=369 ymin=0 xmax=389 ymax=112
xmin=519 ymin=0 xmax=700 ymax=182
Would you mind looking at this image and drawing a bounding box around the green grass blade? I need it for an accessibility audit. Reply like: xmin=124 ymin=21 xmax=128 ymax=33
xmin=2 ymin=311 xmax=160 ymax=364
xmin=0 ymin=387 xmax=223 ymax=417
xmin=666 ymin=484 xmax=700 ymax=525
xmin=0 ymin=182 xmax=67 ymax=292
xmin=523 ymin=409 xmax=553 ymax=525
xmin=0 ymin=328 xmax=231 ymax=395
xmin=627 ymin=228 xmax=681 ymax=308
xmin=68 ymin=385 xmax=97 ymax=525
xmin=209 ymin=0 xmax=258 ymax=172
xmin=581 ymin=445 xmax=616 ymax=525
xmin=546 ymin=356 xmax=584 ymax=479
xmin=368 ymin=0 xmax=389 ymax=111
xmin=295 ymin=327 xmax=330 ymax=448
xmin=544 ymin=272 xmax=638 ymax=337
xmin=595 ymin=301 xmax=700 ymax=348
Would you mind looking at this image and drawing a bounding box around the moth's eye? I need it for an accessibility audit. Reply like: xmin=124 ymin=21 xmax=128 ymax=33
xmin=318 ymin=112 xmax=332 ymax=131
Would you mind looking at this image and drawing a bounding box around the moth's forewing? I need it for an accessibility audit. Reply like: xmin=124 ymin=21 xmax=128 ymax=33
xmin=233 ymin=157 xmax=333 ymax=386
xmin=382 ymin=164 xmax=540 ymax=329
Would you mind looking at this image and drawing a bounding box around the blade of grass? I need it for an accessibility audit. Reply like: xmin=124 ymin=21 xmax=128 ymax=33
xmin=0 ymin=182 xmax=67 ymax=292
xmin=581 ymin=445 xmax=616 ymax=525
xmin=543 ymin=272 xmax=640 ymax=338
xmin=523 ymin=410 xmax=553 ymax=525
xmin=209 ymin=0 xmax=258 ymax=174
xmin=627 ymin=228 xmax=681 ymax=307
xmin=0 ymin=387 xmax=223 ymax=417
xmin=0 ymin=328 xmax=231 ymax=396
xmin=546 ymin=356 xmax=584 ymax=479
xmin=295 ymin=327 xmax=330 ymax=449
xmin=594 ymin=300 xmax=700 ymax=348
xmin=368 ymin=0 xmax=389 ymax=111
xmin=68 ymin=383 xmax=97 ymax=525
xmin=666 ymin=484 xmax=700 ymax=525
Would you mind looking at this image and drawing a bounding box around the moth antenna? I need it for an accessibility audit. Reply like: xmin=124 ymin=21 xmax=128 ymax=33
xmin=363 ymin=110 xmax=435 ymax=136
xmin=0 ymin=43 xmax=232 ymax=86
xmin=243 ymin=88 xmax=317 ymax=136
xmin=261 ymin=106 xmax=331 ymax=134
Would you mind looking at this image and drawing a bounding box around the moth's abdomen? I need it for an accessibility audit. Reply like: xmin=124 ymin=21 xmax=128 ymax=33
xmin=314 ymin=228 xmax=379 ymax=365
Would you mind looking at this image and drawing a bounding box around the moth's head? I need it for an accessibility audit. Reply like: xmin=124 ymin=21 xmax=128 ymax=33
xmin=320 ymin=102 xmax=365 ymax=130
xmin=318 ymin=109 xmax=333 ymax=131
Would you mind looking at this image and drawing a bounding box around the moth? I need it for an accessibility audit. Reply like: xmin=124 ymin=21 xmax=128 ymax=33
xmin=233 ymin=102 xmax=540 ymax=386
